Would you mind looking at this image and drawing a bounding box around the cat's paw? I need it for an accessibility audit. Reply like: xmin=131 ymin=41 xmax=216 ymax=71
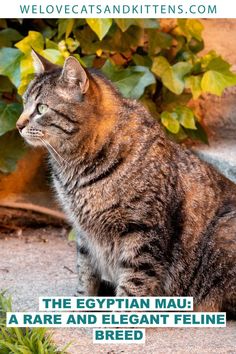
xmin=75 ymin=288 xmax=87 ymax=297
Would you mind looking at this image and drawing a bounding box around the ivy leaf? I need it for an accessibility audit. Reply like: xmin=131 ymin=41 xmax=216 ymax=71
xmin=148 ymin=30 xmax=172 ymax=55
xmin=185 ymin=75 xmax=202 ymax=99
xmin=0 ymin=48 xmax=23 ymax=87
xmin=18 ymin=55 xmax=34 ymax=95
xmin=18 ymin=75 xmax=34 ymax=96
xmin=46 ymin=38 xmax=58 ymax=50
xmin=42 ymin=49 xmax=64 ymax=65
xmin=86 ymin=19 xmax=112 ymax=40
xmin=161 ymin=111 xmax=180 ymax=134
xmin=132 ymin=54 xmax=152 ymax=67
xmin=206 ymin=56 xmax=231 ymax=72
xmin=185 ymin=122 xmax=208 ymax=144
xmin=65 ymin=38 xmax=80 ymax=53
xmin=0 ymin=102 xmax=22 ymax=136
xmin=0 ymin=130 xmax=27 ymax=173
xmin=201 ymin=50 xmax=218 ymax=69
xmin=175 ymin=107 xmax=196 ymax=130
xmin=113 ymin=19 xmax=159 ymax=32
xmin=15 ymin=31 xmax=44 ymax=54
xmin=201 ymin=54 xmax=236 ymax=95
xmin=0 ymin=76 xmax=14 ymax=93
xmin=152 ymin=56 xmax=169 ymax=77
xmin=135 ymin=19 xmax=159 ymax=29
xmin=185 ymin=19 xmax=204 ymax=41
xmin=58 ymin=19 xmax=75 ymax=39
xmin=177 ymin=19 xmax=203 ymax=41
xmin=201 ymin=71 xmax=236 ymax=96
xmin=152 ymin=56 xmax=192 ymax=95
xmin=140 ymin=97 xmax=160 ymax=120
xmin=0 ymin=28 xmax=23 ymax=47
xmin=115 ymin=19 xmax=137 ymax=32
xmin=108 ymin=26 xmax=143 ymax=53
xmin=102 ymin=60 xmax=155 ymax=99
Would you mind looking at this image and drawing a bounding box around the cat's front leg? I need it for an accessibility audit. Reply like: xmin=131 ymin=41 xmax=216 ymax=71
xmin=76 ymin=237 xmax=100 ymax=296
xmin=116 ymin=233 xmax=165 ymax=297
xmin=116 ymin=260 xmax=163 ymax=297
xmin=116 ymin=267 xmax=161 ymax=297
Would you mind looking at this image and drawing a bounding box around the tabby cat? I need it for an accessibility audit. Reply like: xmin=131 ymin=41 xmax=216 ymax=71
xmin=16 ymin=52 xmax=236 ymax=316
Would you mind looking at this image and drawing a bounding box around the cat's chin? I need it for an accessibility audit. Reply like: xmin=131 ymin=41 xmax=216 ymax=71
xmin=24 ymin=137 xmax=44 ymax=147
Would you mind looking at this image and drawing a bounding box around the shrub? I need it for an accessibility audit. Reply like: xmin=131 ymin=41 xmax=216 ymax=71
xmin=0 ymin=18 xmax=236 ymax=173
xmin=0 ymin=291 xmax=68 ymax=353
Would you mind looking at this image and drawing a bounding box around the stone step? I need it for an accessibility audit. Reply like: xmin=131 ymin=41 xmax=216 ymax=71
xmin=192 ymin=140 xmax=236 ymax=183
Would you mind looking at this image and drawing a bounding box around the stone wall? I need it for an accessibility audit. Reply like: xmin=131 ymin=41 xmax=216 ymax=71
xmin=192 ymin=19 xmax=236 ymax=182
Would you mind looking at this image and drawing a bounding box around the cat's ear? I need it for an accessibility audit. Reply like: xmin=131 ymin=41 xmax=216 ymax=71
xmin=32 ymin=49 xmax=59 ymax=75
xmin=60 ymin=56 xmax=89 ymax=94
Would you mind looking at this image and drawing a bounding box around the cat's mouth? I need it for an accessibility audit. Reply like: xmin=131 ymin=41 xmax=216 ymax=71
xmin=20 ymin=127 xmax=45 ymax=146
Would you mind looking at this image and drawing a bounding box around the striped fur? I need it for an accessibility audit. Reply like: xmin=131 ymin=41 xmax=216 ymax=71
xmin=17 ymin=56 xmax=236 ymax=316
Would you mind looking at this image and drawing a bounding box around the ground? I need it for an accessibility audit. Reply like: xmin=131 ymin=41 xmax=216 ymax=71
xmin=1 ymin=19 xmax=236 ymax=353
xmin=0 ymin=227 xmax=235 ymax=354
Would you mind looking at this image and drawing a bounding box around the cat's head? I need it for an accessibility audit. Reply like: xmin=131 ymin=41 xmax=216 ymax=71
xmin=16 ymin=51 xmax=92 ymax=150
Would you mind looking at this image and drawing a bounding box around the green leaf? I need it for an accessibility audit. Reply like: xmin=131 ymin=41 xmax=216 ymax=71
xmin=0 ymin=76 xmax=14 ymax=93
xmin=66 ymin=19 xmax=75 ymax=39
xmin=206 ymin=56 xmax=231 ymax=72
xmin=148 ymin=30 xmax=172 ymax=55
xmin=114 ymin=19 xmax=159 ymax=32
xmin=15 ymin=31 xmax=44 ymax=54
xmin=175 ymin=107 xmax=196 ymax=130
xmin=134 ymin=19 xmax=159 ymax=29
xmin=65 ymin=37 xmax=80 ymax=53
xmin=177 ymin=19 xmax=203 ymax=41
xmin=132 ymin=54 xmax=152 ymax=67
xmin=17 ymin=55 xmax=34 ymax=95
xmin=161 ymin=111 xmax=180 ymax=134
xmin=102 ymin=60 xmax=155 ymax=99
xmin=200 ymin=53 xmax=236 ymax=95
xmin=86 ymin=19 xmax=112 ymax=40
xmin=152 ymin=56 xmax=192 ymax=95
xmin=0 ymin=130 xmax=27 ymax=173
xmin=0 ymin=48 xmax=23 ymax=87
xmin=188 ymin=38 xmax=204 ymax=54
xmin=185 ymin=122 xmax=208 ymax=144
xmin=114 ymin=19 xmax=137 ymax=32
xmin=140 ymin=97 xmax=160 ymax=120
xmin=185 ymin=19 xmax=204 ymax=41
xmin=0 ymin=28 xmax=23 ymax=47
xmin=45 ymin=38 xmax=58 ymax=50
xmin=201 ymin=70 xmax=236 ymax=96
xmin=42 ymin=49 xmax=64 ymax=65
xmin=185 ymin=75 xmax=202 ymax=99
xmin=0 ymin=102 xmax=22 ymax=136
xmin=58 ymin=19 xmax=75 ymax=39
xmin=152 ymin=56 xmax=169 ymax=77
xmin=162 ymin=90 xmax=192 ymax=112
xmin=81 ymin=55 xmax=95 ymax=67
xmin=201 ymin=50 xmax=218 ymax=69
xmin=173 ymin=62 xmax=192 ymax=80
xmin=108 ymin=25 xmax=143 ymax=52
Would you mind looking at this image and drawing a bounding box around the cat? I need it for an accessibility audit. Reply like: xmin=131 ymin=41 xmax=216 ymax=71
xmin=16 ymin=51 xmax=236 ymax=316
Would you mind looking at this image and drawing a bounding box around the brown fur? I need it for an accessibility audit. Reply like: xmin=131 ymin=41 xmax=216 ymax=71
xmin=17 ymin=55 xmax=236 ymax=317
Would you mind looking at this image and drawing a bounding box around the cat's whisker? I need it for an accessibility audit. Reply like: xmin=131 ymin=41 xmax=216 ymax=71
xmin=39 ymin=138 xmax=61 ymax=165
xmin=40 ymin=138 xmax=68 ymax=166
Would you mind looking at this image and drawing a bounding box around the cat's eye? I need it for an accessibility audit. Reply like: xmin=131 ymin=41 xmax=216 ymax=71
xmin=37 ymin=104 xmax=48 ymax=115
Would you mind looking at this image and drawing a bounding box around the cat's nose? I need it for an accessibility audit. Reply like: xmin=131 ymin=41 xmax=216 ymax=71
xmin=16 ymin=115 xmax=29 ymax=132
